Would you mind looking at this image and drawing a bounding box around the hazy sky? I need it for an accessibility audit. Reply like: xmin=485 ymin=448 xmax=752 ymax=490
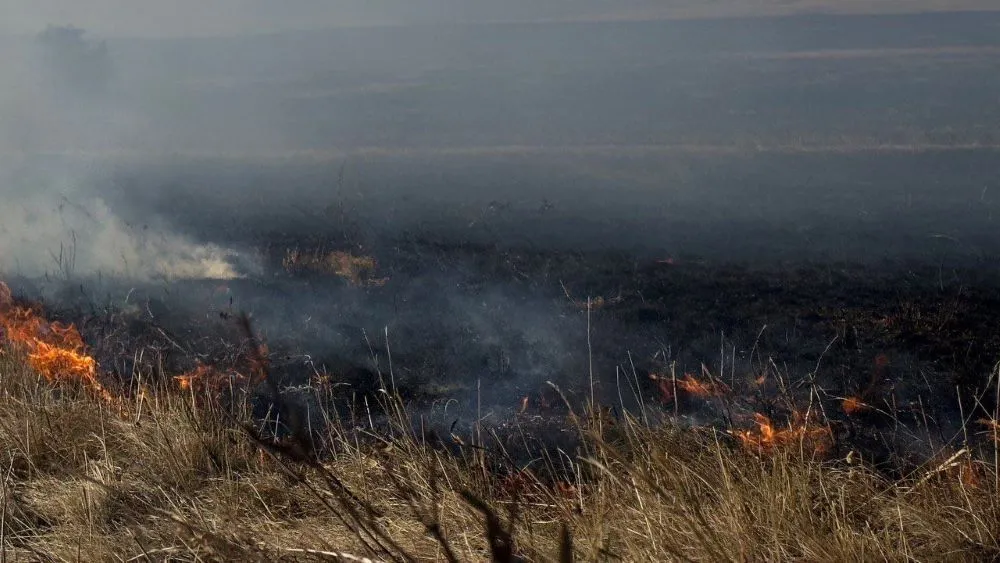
xmin=3 ymin=0 xmax=998 ymax=38
xmin=2 ymin=1 xmax=642 ymax=37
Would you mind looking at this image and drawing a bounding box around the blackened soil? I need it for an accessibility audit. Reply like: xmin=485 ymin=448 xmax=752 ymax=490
xmin=14 ymin=240 xmax=1000 ymax=472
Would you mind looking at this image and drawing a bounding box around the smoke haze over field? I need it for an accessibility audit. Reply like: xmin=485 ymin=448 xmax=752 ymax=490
xmin=0 ymin=29 xmax=244 ymax=279
xmin=3 ymin=9 xmax=1000 ymax=278
xmin=0 ymin=162 xmax=241 ymax=280
xmin=1 ymin=5 xmax=1000 ymax=448
xmin=3 ymin=0 xmax=1000 ymax=37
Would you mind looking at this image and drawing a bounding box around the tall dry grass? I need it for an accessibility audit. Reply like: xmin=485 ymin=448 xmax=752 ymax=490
xmin=0 ymin=347 xmax=999 ymax=562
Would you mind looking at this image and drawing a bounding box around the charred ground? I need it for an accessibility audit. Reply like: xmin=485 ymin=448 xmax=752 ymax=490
xmin=8 ymin=144 xmax=1000 ymax=475
xmin=9 ymin=227 xmax=1000 ymax=474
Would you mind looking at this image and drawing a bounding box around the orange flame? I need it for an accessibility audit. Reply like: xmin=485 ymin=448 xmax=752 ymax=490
xmin=676 ymin=373 xmax=730 ymax=398
xmin=734 ymin=412 xmax=832 ymax=455
xmin=656 ymin=378 xmax=674 ymax=404
xmin=648 ymin=373 xmax=675 ymax=404
xmin=960 ymin=459 xmax=983 ymax=489
xmin=650 ymin=372 xmax=730 ymax=404
xmin=174 ymin=364 xmax=212 ymax=391
xmin=0 ymin=283 xmax=110 ymax=401
xmin=174 ymin=364 xmax=243 ymax=396
xmin=842 ymin=396 xmax=869 ymax=415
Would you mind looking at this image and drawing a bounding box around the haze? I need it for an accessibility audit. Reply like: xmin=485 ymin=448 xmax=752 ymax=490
xmin=2 ymin=0 xmax=999 ymax=427
xmin=2 ymin=2 xmax=1000 ymax=282
xmin=3 ymin=0 xmax=999 ymax=37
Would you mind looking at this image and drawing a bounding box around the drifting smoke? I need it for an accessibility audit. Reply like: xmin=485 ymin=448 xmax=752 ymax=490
xmin=0 ymin=6 xmax=998 ymax=459
xmin=0 ymin=27 xmax=244 ymax=280
xmin=0 ymin=181 xmax=241 ymax=280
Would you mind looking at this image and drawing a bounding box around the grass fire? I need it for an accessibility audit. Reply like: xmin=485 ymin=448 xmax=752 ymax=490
xmin=0 ymin=282 xmax=110 ymax=401
xmin=733 ymin=412 xmax=834 ymax=456
xmin=5 ymin=4 xmax=1000 ymax=560
xmin=2 ymin=271 xmax=1000 ymax=559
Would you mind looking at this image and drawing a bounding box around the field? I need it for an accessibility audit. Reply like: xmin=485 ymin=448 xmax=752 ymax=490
xmin=4 ymin=192 xmax=1000 ymax=559
xmin=3 ymin=9 xmax=1000 ymax=561
xmin=1 ymin=305 xmax=999 ymax=561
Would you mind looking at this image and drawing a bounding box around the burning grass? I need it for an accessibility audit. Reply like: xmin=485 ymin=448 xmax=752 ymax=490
xmin=732 ymin=412 xmax=834 ymax=456
xmin=0 ymin=359 xmax=997 ymax=558
xmin=0 ymin=282 xmax=111 ymax=401
xmin=650 ymin=370 xmax=732 ymax=404
xmin=1 ymin=283 xmax=1000 ymax=560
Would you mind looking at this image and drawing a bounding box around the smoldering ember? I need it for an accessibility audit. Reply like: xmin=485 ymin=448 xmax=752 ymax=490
xmin=2 ymin=4 xmax=1000 ymax=561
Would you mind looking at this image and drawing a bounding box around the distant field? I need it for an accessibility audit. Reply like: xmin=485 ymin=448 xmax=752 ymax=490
xmin=4 ymin=11 xmax=996 ymax=155
xmin=574 ymin=1 xmax=1000 ymax=21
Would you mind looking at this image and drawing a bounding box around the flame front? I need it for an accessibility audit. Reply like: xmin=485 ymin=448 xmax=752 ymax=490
xmin=676 ymin=373 xmax=730 ymax=398
xmin=650 ymin=372 xmax=730 ymax=403
xmin=734 ymin=412 xmax=832 ymax=455
xmin=0 ymin=283 xmax=110 ymax=401
xmin=174 ymin=365 xmax=213 ymax=391
xmin=175 ymin=364 xmax=244 ymax=395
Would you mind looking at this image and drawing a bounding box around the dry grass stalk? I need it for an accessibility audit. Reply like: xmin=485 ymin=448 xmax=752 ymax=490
xmin=0 ymin=298 xmax=998 ymax=560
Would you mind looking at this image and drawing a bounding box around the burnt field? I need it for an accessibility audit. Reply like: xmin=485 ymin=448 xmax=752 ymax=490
xmin=5 ymin=11 xmax=1000 ymax=559
xmin=5 ymin=146 xmax=1000 ymax=471
xmin=4 ymin=8 xmax=1000 ymax=470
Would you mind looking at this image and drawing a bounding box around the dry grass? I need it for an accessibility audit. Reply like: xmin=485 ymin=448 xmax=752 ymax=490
xmin=282 ymin=249 xmax=388 ymax=287
xmin=0 ymin=348 xmax=999 ymax=562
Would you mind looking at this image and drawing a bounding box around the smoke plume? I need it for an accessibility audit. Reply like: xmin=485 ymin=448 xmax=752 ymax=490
xmin=0 ymin=27 xmax=244 ymax=280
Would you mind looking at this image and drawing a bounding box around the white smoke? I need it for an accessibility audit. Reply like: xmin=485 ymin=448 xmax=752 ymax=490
xmin=0 ymin=169 xmax=242 ymax=280
xmin=0 ymin=28 xmax=245 ymax=281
